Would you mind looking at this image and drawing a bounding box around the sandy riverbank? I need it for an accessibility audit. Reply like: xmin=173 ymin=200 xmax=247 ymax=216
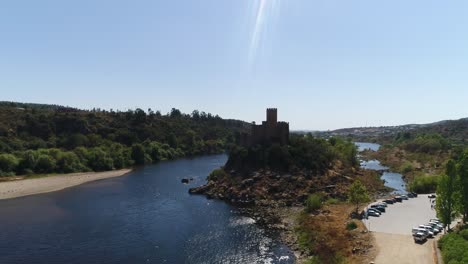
xmin=0 ymin=169 xmax=132 ymax=200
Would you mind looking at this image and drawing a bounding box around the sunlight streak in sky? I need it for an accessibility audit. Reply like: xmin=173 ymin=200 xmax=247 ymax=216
xmin=248 ymin=0 xmax=281 ymax=69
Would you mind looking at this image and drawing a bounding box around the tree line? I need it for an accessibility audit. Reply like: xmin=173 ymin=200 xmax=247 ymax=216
xmin=0 ymin=102 xmax=248 ymax=176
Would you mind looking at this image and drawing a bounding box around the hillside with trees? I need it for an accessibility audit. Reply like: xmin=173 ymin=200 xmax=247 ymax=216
xmin=0 ymin=101 xmax=248 ymax=176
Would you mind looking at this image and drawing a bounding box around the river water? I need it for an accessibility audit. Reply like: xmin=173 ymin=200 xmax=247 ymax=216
xmin=0 ymin=154 xmax=294 ymax=264
xmin=355 ymin=142 xmax=407 ymax=194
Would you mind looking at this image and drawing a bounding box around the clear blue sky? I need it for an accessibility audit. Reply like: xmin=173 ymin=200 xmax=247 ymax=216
xmin=1 ymin=1 xmax=467 ymax=130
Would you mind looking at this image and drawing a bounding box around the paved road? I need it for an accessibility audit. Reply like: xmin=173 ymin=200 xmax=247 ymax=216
xmin=362 ymin=194 xmax=438 ymax=264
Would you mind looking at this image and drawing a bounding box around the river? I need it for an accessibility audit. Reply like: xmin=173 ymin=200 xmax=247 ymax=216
xmin=355 ymin=142 xmax=407 ymax=194
xmin=0 ymin=154 xmax=294 ymax=264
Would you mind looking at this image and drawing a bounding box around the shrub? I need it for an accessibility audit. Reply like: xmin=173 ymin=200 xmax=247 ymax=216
xmin=438 ymin=231 xmax=468 ymax=264
xmin=460 ymin=229 xmax=468 ymax=240
xmin=409 ymin=175 xmax=439 ymax=193
xmin=401 ymin=161 xmax=413 ymax=174
xmin=207 ymin=169 xmax=228 ymax=181
xmin=0 ymin=154 xmax=19 ymax=173
xmin=346 ymin=221 xmax=358 ymax=230
xmin=325 ymin=198 xmax=340 ymax=205
xmin=305 ymin=194 xmax=323 ymax=212
xmin=35 ymin=155 xmax=56 ymax=173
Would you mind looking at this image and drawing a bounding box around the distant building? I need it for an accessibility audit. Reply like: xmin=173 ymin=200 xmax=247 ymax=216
xmin=240 ymin=108 xmax=289 ymax=146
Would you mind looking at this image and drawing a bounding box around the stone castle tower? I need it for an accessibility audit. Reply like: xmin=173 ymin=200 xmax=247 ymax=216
xmin=240 ymin=108 xmax=289 ymax=146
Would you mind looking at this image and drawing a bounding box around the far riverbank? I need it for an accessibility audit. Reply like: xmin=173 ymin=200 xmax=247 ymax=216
xmin=0 ymin=169 xmax=132 ymax=200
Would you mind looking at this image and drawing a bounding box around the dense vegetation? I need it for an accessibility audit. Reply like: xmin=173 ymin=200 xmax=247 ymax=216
xmin=438 ymin=226 xmax=468 ymax=264
xmin=0 ymin=101 xmax=248 ymax=176
xmin=225 ymin=134 xmax=358 ymax=174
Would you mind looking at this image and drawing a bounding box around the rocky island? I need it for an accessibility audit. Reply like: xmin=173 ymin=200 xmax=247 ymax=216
xmin=190 ymin=109 xmax=385 ymax=263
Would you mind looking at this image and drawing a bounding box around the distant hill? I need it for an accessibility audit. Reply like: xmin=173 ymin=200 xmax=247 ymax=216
xmin=0 ymin=101 xmax=77 ymax=111
xmin=316 ymin=118 xmax=468 ymax=145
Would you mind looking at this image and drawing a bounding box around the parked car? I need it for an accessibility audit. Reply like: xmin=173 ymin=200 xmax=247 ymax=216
xmin=377 ymin=202 xmax=387 ymax=207
xmin=413 ymin=232 xmax=427 ymax=243
xmin=394 ymin=196 xmax=403 ymax=202
xmin=429 ymin=218 xmax=441 ymax=223
xmin=411 ymin=192 xmax=418 ymax=197
xmin=418 ymin=225 xmax=434 ymax=237
xmin=401 ymin=195 xmax=409 ymax=200
xmin=427 ymin=223 xmax=442 ymax=233
xmin=429 ymin=220 xmax=444 ymax=230
xmin=383 ymin=199 xmax=394 ymax=204
xmin=407 ymin=193 xmax=415 ymax=198
xmin=428 ymin=194 xmax=436 ymax=199
xmin=412 ymin=228 xmax=429 ymax=238
xmin=367 ymin=210 xmax=380 ymax=217
xmin=370 ymin=205 xmax=386 ymax=212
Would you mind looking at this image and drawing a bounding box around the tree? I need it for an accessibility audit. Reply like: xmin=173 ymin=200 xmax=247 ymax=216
xmin=348 ymin=180 xmax=370 ymax=214
xmin=87 ymin=148 xmax=113 ymax=171
xmin=0 ymin=154 xmax=19 ymax=174
xmin=436 ymin=160 xmax=459 ymax=232
xmin=35 ymin=155 xmax=56 ymax=173
xmin=131 ymin=144 xmax=146 ymax=165
xmin=457 ymin=152 xmax=468 ymax=223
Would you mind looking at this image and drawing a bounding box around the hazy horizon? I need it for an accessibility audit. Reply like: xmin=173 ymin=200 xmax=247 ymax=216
xmin=2 ymin=1 xmax=468 ymax=130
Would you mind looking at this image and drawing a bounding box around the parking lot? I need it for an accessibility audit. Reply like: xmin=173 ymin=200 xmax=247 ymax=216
xmin=362 ymin=194 xmax=438 ymax=264
xmin=363 ymin=195 xmax=437 ymax=235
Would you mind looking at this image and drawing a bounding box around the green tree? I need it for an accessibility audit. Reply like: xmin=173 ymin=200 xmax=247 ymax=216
xmin=457 ymin=152 xmax=468 ymax=223
xmin=436 ymin=160 xmax=459 ymax=231
xmin=56 ymin=151 xmax=83 ymax=173
xmin=87 ymin=148 xmax=113 ymax=171
xmin=35 ymin=155 xmax=56 ymax=173
xmin=131 ymin=144 xmax=146 ymax=165
xmin=348 ymin=180 xmax=370 ymax=214
xmin=0 ymin=154 xmax=19 ymax=174
xmin=18 ymin=150 xmax=38 ymax=174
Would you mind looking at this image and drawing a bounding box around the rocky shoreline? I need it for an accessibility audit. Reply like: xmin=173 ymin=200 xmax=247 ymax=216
xmin=189 ymin=166 xmax=382 ymax=263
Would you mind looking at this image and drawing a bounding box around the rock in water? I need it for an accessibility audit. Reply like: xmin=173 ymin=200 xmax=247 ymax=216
xmin=181 ymin=178 xmax=189 ymax=184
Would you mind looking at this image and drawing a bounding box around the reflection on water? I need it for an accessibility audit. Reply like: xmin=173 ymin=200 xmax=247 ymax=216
xmin=360 ymin=159 xmax=389 ymax=171
xmin=355 ymin=142 xmax=380 ymax=152
xmin=0 ymin=155 xmax=294 ymax=264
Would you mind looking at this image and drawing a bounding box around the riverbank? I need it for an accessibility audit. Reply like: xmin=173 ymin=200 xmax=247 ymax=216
xmin=0 ymin=169 xmax=132 ymax=200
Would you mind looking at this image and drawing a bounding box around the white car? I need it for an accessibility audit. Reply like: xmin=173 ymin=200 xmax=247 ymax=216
xmin=418 ymin=225 xmax=434 ymax=237
xmin=413 ymin=232 xmax=426 ymax=243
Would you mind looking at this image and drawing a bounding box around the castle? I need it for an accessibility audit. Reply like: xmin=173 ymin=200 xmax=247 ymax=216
xmin=240 ymin=108 xmax=289 ymax=146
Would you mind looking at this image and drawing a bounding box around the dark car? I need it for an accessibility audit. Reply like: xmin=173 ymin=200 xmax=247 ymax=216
xmin=370 ymin=205 xmax=386 ymax=212
xmin=407 ymin=193 xmax=415 ymax=198
xmin=428 ymin=194 xmax=436 ymax=199
xmin=383 ymin=199 xmax=394 ymax=204
xmin=411 ymin=192 xmax=418 ymax=197
xmin=394 ymin=196 xmax=403 ymax=202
